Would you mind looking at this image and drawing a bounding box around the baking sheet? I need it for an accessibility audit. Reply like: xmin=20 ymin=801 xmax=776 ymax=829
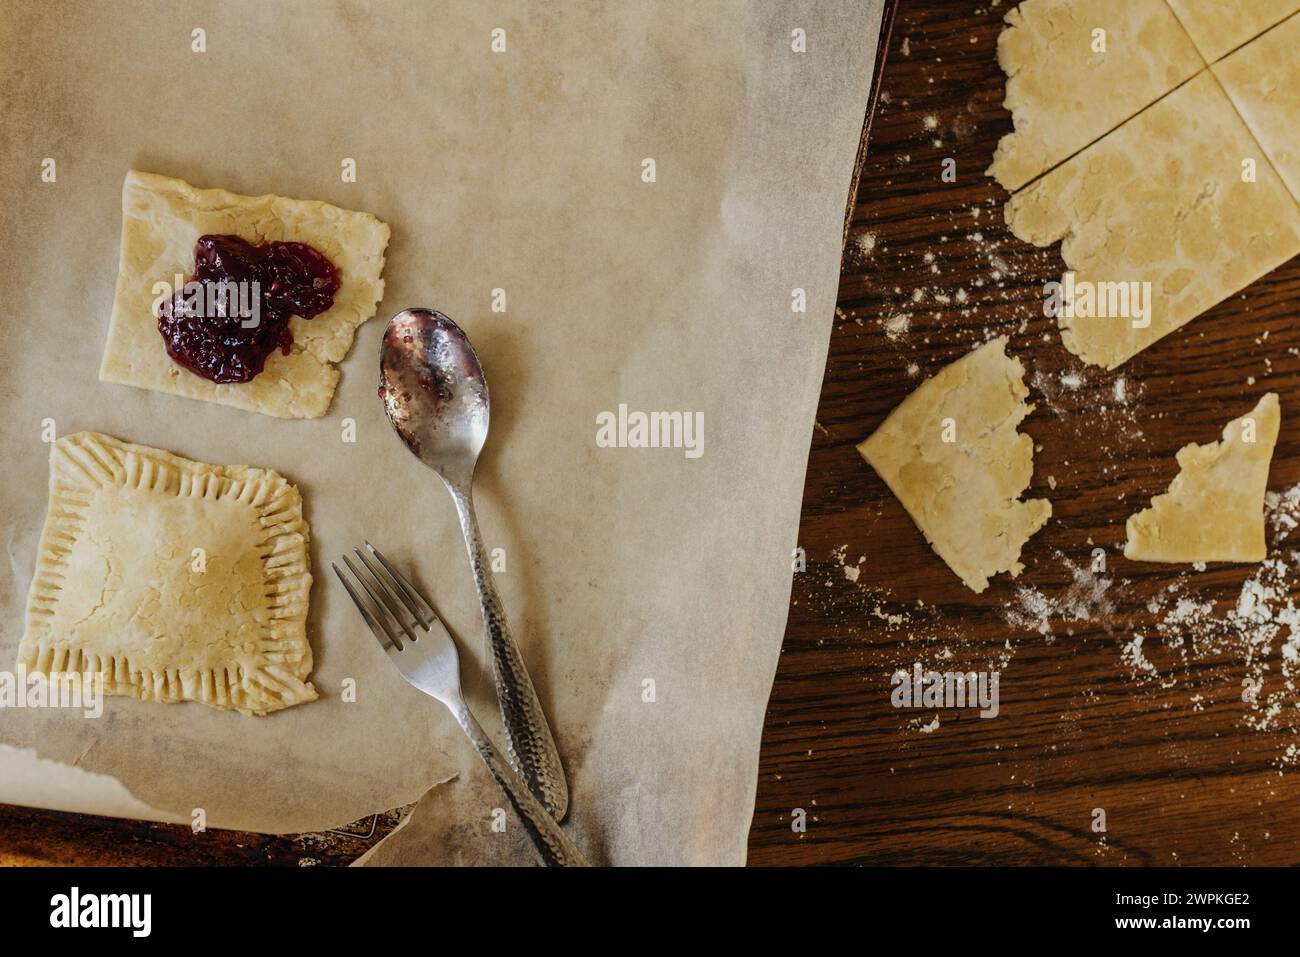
xmin=0 ymin=0 xmax=883 ymax=865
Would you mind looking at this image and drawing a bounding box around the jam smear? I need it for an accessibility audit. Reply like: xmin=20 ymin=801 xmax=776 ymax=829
xmin=157 ymin=235 xmax=340 ymax=384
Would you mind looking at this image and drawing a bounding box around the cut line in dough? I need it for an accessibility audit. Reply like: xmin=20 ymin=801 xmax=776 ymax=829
xmin=1124 ymin=393 xmax=1280 ymax=564
xmin=1005 ymin=70 xmax=1300 ymax=369
xmin=857 ymin=337 xmax=1052 ymax=593
xmin=1165 ymin=0 xmax=1300 ymax=64
xmin=988 ymin=0 xmax=1204 ymax=192
xmin=17 ymin=432 xmax=316 ymax=715
xmin=1212 ymin=11 xmax=1300 ymax=205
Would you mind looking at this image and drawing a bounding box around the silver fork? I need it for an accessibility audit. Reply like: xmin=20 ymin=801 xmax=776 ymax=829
xmin=333 ymin=543 xmax=588 ymax=867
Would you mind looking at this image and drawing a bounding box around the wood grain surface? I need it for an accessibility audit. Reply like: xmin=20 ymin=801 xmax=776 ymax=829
xmin=6 ymin=0 xmax=1300 ymax=868
xmin=747 ymin=0 xmax=1300 ymax=866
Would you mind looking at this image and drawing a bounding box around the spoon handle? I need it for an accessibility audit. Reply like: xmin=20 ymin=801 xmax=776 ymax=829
xmin=448 ymin=483 xmax=570 ymax=820
xmin=447 ymin=697 xmax=587 ymax=866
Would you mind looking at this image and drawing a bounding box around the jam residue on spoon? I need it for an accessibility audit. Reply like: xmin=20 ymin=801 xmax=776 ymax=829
xmin=156 ymin=235 xmax=340 ymax=383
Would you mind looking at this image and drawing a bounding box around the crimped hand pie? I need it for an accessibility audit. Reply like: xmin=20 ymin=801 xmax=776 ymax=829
xmin=18 ymin=432 xmax=316 ymax=715
xmin=99 ymin=171 xmax=390 ymax=418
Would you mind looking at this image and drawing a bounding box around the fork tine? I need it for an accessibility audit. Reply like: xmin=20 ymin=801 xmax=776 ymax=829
xmin=361 ymin=540 xmax=431 ymax=631
xmin=342 ymin=554 xmax=413 ymax=649
xmin=351 ymin=548 xmax=421 ymax=647
xmin=365 ymin=542 xmax=439 ymax=626
xmin=332 ymin=561 xmax=398 ymax=651
xmin=354 ymin=546 xmax=427 ymax=635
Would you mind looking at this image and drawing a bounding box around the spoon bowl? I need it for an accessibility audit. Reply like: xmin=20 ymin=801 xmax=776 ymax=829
xmin=380 ymin=308 xmax=489 ymax=487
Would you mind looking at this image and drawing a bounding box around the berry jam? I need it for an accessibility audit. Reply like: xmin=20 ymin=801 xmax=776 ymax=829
xmin=156 ymin=235 xmax=340 ymax=384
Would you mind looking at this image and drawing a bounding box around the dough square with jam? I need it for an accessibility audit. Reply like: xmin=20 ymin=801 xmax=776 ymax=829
xmin=99 ymin=170 xmax=390 ymax=419
xmin=18 ymin=432 xmax=316 ymax=716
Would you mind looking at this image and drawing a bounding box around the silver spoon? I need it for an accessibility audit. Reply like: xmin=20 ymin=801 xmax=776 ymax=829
xmin=380 ymin=307 xmax=569 ymax=820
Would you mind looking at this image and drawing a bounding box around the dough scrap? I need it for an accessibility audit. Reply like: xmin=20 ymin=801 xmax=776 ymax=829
xmin=1213 ymin=12 xmax=1300 ymax=205
xmin=1166 ymin=0 xmax=1300 ymax=64
xmin=1125 ymin=393 xmax=1280 ymax=563
xmin=987 ymin=0 xmax=1203 ymax=192
xmin=857 ymin=337 xmax=1051 ymax=593
xmin=100 ymin=171 xmax=390 ymax=419
xmin=18 ymin=432 xmax=316 ymax=715
xmin=1006 ymin=70 xmax=1300 ymax=369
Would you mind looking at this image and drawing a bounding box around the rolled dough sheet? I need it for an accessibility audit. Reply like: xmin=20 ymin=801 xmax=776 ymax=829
xmin=1006 ymin=70 xmax=1300 ymax=369
xmin=1213 ymin=12 xmax=1300 ymax=204
xmin=1166 ymin=0 xmax=1300 ymax=64
xmin=988 ymin=0 xmax=1203 ymax=191
xmin=857 ymin=337 xmax=1051 ymax=594
xmin=1125 ymin=392 xmax=1280 ymax=563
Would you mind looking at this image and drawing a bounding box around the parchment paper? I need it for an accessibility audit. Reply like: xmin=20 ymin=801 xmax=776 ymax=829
xmin=0 ymin=0 xmax=882 ymax=865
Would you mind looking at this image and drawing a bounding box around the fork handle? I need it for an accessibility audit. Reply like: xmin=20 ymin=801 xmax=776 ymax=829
xmin=449 ymin=701 xmax=589 ymax=866
xmin=448 ymin=482 xmax=570 ymax=820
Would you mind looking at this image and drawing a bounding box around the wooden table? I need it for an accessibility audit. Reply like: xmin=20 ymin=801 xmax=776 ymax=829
xmin=6 ymin=0 xmax=1299 ymax=866
xmin=747 ymin=0 xmax=1300 ymax=866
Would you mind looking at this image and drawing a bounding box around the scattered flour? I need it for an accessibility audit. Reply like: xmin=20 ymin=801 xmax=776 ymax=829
xmin=831 ymin=544 xmax=866 ymax=584
xmin=1001 ymin=555 xmax=1115 ymax=638
xmin=1121 ymin=634 xmax=1164 ymax=683
xmin=883 ymin=312 xmax=911 ymax=339
xmin=978 ymin=494 xmax=1300 ymax=766
xmin=1133 ymin=485 xmax=1300 ymax=759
